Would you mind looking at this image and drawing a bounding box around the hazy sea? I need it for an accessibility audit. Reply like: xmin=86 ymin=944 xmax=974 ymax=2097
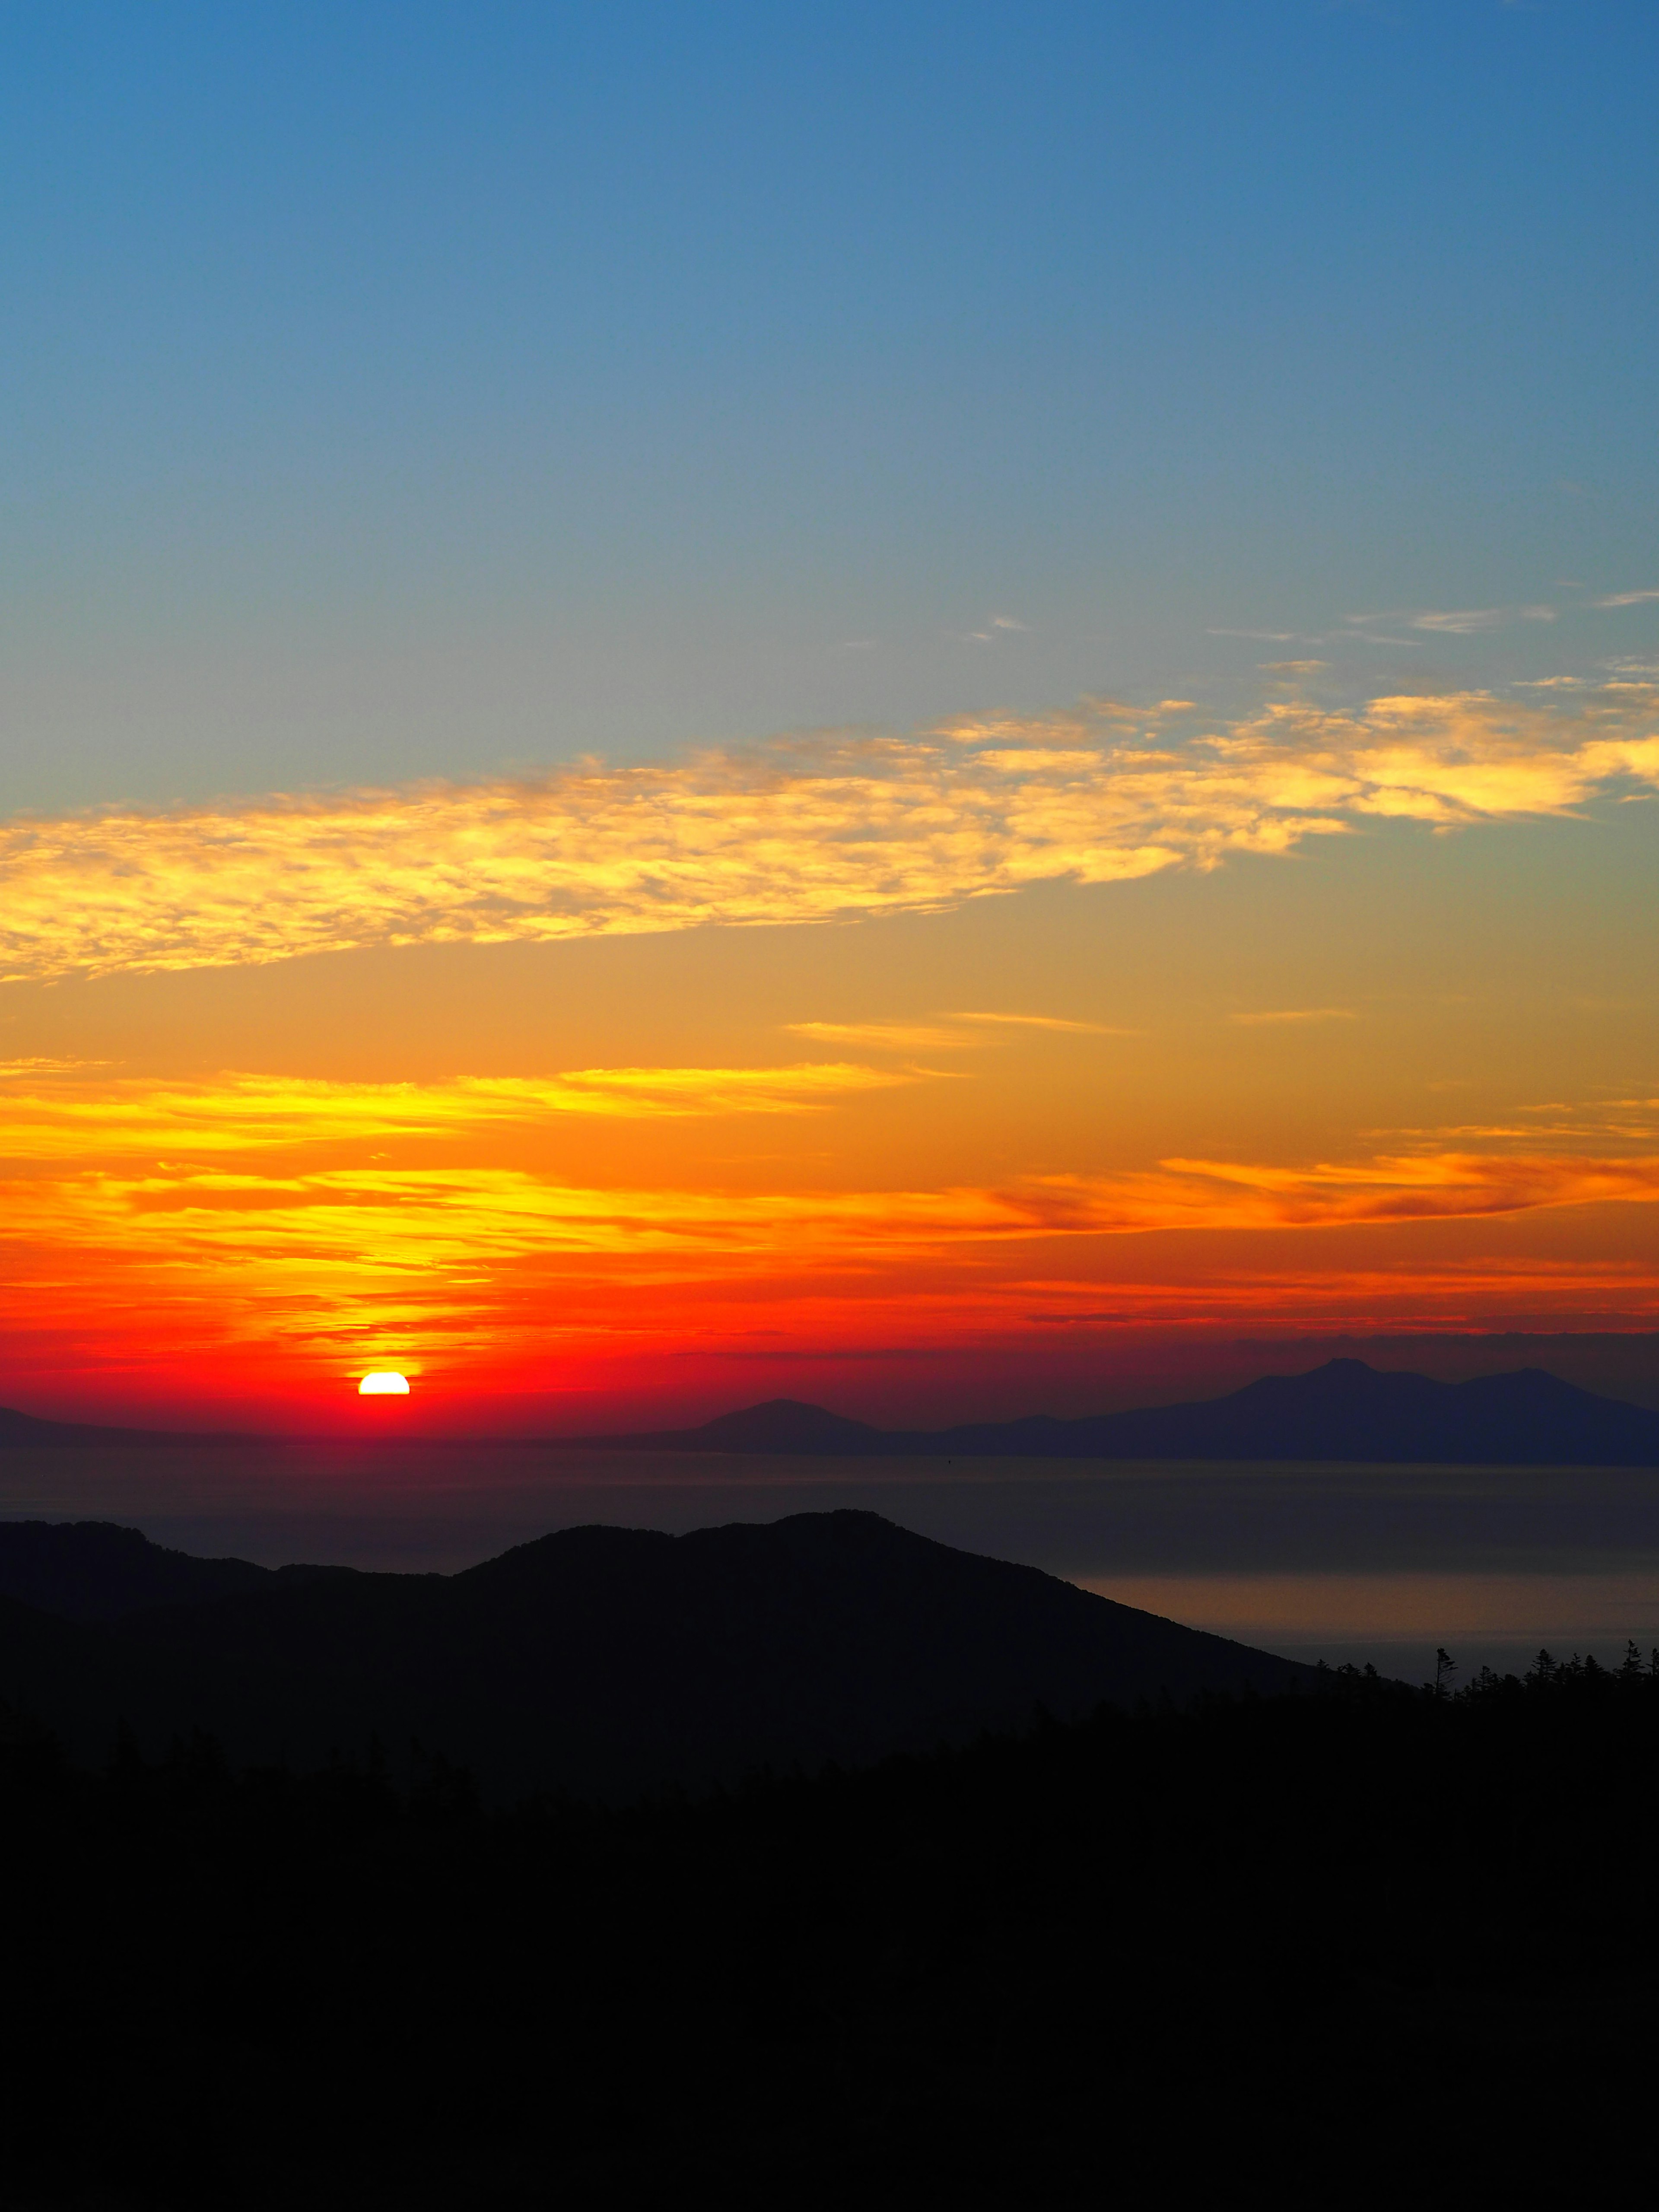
xmin=6 ymin=1435 xmax=1659 ymax=1686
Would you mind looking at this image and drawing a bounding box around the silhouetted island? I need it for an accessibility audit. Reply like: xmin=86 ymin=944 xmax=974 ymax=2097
xmin=0 ymin=1510 xmax=1316 ymax=1799
xmin=561 ymin=1357 xmax=1659 ymax=1463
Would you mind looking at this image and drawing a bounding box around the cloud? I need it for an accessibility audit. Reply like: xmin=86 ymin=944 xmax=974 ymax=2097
xmin=1230 ymin=1008 xmax=1357 ymax=1027
xmin=0 ymin=1056 xmax=107 ymax=1075
xmin=3 ymin=687 xmax=1657 ymax=982
xmin=1594 ymin=588 xmax=1659 ymax=608
xmin=949 ymin=1011 xmax=1128 ymax=1034
xmin=0 ymin=1062 xmax=912 ymax=1159
xmin=785 ymin=1012 xmax=1130 ymax=1048
xmin=1208 ymin=629 xmax=1309 ymax=643
xmin=1412 ymin=607 xmax=1556 ymax=633
xmin=7 ymin=1135 xmax=1656 ymax=1378
xmin=785 ymin=1021 xmax=975 ymax=1051
xmin=1345 ymin=607 xmax=1557 ymax=635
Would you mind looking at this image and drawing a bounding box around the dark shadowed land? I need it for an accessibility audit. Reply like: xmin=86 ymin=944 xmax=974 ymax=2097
xmin=4 ymin=1655 xmax=1659 ymax=2207
xmin=0 ymin=1510 xmax=1316 ymax=1800
xmin=3 ymin=1481 xmax=1659 ymax=2202
xmin=7 ymin=1358 xmax=1659 ymax=1473
xmin=7 ymin=1360 xmax=1659 ymax=1681
xmin=560 ymin=1358 xmax=1659 ymax=1462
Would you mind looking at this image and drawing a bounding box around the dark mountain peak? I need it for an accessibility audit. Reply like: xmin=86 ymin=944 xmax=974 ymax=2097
xmin=1232 ymin=1358 xmax=1407 ymax=1397
xmin=0 ymin=1509 xmax=1319 ymax=1801
xmin=0 ymin=1405 xmax=54 ymax=1431
xmin=0 ymin=1517 xmax=272 ymax=1623
xmin=565 ymin=1356 xmax=1659 ymax=1464
xmin=689 ymin=1399 xmax=883 ymax=1448
xmin=1459 ymin=1365 xmax=1600 ymax=1405
xmin=458 ymin=1521 xmax=676 ymax=1587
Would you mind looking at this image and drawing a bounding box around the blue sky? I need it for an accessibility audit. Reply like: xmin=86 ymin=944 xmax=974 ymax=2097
xmin=3 ymin=0 xmax=1658 ymax=808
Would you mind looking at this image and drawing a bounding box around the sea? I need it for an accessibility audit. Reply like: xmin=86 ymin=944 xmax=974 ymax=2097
xmin=4 ymin=1434 xmax=1659 ymax=1686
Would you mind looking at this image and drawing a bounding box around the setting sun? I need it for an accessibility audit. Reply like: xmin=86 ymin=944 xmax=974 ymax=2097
xmin=358 ymin=1371 xmax=410 ymax=1396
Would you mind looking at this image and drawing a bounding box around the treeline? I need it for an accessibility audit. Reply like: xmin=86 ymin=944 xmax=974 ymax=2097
xmin=5 ymin=1655 xmax=1659 ymax=2207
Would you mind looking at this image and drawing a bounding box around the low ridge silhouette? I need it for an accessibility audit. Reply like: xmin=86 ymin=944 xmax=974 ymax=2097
xmin=0 ymin=1510 xmax=1317 ymax=1799
xmin=5 ymin=1359 xmax=1653 ymax=1466
xmin=568 ymin=1358 xmax=1659 ymax=1463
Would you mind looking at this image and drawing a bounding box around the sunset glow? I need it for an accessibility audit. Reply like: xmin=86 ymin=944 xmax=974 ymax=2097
xmin=358 ymin=1373 xmax=411 ymax=1397
xmin=3 ymin=4 xmax=1656 ymax=1439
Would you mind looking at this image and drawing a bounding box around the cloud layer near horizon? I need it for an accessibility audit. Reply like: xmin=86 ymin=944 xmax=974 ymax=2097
xmin=4 ymin=689 xmax=1655 ymax=982
xmin=6 ymin=1049 xmax=1656 ymax=1396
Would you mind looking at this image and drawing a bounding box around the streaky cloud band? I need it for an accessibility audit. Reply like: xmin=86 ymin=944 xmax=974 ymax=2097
xmin=3 ymin=689 xmax=1655 ymax=982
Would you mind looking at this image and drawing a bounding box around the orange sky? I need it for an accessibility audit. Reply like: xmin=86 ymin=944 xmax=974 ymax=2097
xmin=3 ymin=680 xmax=1656 ymax=1430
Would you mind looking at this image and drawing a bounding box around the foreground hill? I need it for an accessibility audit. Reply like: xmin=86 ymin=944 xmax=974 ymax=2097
xmin=0 ymin=1510 xmax=1316 ymax=1799
xmin=568 ymin=1357 xmax=1659 ymax=1463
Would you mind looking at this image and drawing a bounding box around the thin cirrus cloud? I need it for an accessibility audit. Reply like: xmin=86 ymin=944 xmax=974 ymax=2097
xmin=784 ymin=1021 xmax=976 ymax=1051
xmin=786 ymin=1013 xmax=1126 ymax=1048
xmin=1342 ymin=607 xmax=1557 ymax=635
xmin=1594 ymin=588 xmax=1659 ymax=608
xmin=1230 ymin=1008 xmax=1357 ymax=1027
xmin=8 ymin=1135 xmax=1656 ymax=1382
xmin=3 ymin=688 xmax=1657 ymax=983
xmin=949 ymin=1011 xmax=1130 ymax=1034
xmin=8 ymin=1145 xmax=1656 ymax=1287
xmin=0 ymin=1062 xmax=915 ymax=1160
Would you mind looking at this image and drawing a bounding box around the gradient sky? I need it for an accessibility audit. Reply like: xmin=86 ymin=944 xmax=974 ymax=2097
xmin=3 ymin=2 xmax=1656 ymax=1430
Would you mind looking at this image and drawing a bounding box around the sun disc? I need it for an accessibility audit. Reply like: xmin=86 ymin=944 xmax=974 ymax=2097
xmin=358 ymin=1370 xmax=410 ymax=1396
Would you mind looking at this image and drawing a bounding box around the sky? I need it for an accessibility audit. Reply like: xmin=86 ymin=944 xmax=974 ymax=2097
xmin=2 ymin=0 xmax=1657 ymax=1432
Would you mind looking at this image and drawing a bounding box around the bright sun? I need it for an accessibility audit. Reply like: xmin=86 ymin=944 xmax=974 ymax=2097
xmin=358 ymin=1370 xmax=410 ymax=1395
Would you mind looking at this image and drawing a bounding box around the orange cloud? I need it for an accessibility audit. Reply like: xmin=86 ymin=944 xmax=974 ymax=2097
xmin=5 ymin=1065 xmax=1656 ymax=1396
xmin=3 ymin=687 xmax=1654 ymax=981
xmin=0 ymin=1062 xmax=912 ymax=1159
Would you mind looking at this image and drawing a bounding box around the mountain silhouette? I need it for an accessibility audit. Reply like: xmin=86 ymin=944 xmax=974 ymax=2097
xmin=0 ymin=1517 xmax=273 ymax=1622
xmin=6 ymin=1359 xmax=1654 ymax=1467
xmin=585 ymin=1396 xmax=887 ymax=1452
xmin=0 ymin=1510 xmax=1317 ymax=1799
xmin=566 ymin=1360 xmax=1659 ymax=1464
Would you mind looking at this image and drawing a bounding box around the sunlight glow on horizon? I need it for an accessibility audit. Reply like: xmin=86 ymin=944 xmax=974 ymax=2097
xmin=358 ymin=1371 xmax=411 ymax=1396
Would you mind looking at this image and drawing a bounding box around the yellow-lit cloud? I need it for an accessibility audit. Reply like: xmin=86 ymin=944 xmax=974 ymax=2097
xmin=949 ymin=1011 xmax=1128 ymax=1033
xmin=7 ymin=1116 xmax=1656 ymax=1386
xmin=4 ymin=687 xmax=1656 ymax=982
xmin=784 ymin=1021 xmax=975 ymax=1050
xmin=0 ymin=1062 xmax=910 ymax=1159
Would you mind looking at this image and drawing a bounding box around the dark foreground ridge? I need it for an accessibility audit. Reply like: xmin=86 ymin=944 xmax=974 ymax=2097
xmin=563 ymin=1355 xmax=1659 ymax=1462
xmin=0 ymin=1510 xmax=1315 ymax=1800
xmin=3 ymin=1654 xmax=1659 ymax=2206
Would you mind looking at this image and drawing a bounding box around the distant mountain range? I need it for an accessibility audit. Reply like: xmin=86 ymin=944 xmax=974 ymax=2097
xmin=563 ymin=1359 xmax=1659 ymax=1465
xmin=4 ymin=1358 xmax=1655 ymax=1465
xmin=0 ymin=1511 xmax=1317 ymax=1801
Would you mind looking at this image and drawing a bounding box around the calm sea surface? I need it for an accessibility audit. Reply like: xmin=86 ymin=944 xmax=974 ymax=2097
xmin=5 ymin=1439 xmax=1659 ymax=1684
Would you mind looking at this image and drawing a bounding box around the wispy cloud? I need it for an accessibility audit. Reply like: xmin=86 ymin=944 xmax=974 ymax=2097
xmin=0 ymin=1062 xmax=912 ymax=1159
xmin=1344 ymin=607 xmax=1557 ymax=636
xmin=1208 ymin=629 xmax=1315 ymax=643
xmin=7 ymin=1135 xmax=1656 ymax=1381
xmin=3 ymin=687 xmax=1656 ymax=982
xmin=785 ymin=1021 xmax=972 ymax=1051
xmin=785 ymin=1012 xmax=1128 ymax=1048
xmin=8 ymin=1144 xmax=1654 ymax=1272
xmin=949 ymin=1011 xmax=1128 ymax=1034
xmin=954 ymin=614 xmax=1029 ymax=642
xmin=1594 ymin=588 xmax=1659 ymax=608
xmin=1230 ymin=1008 xmax=1357 ymax=1027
